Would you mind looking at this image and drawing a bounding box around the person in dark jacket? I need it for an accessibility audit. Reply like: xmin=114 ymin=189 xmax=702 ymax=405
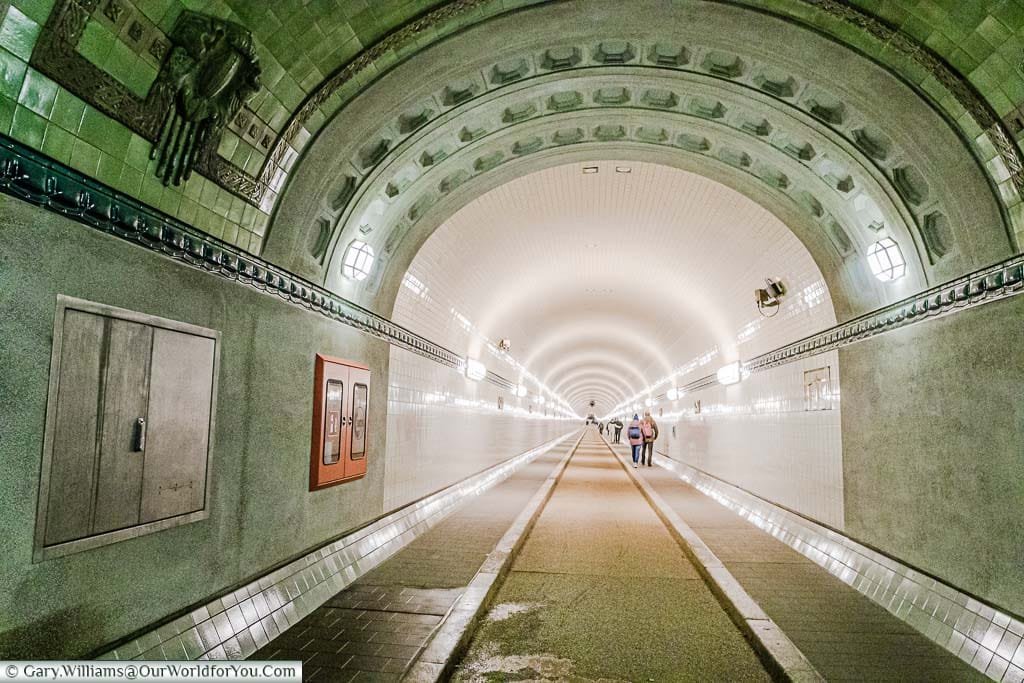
xmin=640 ymin=410 xmax=659 ymax=467
xmin=612 ymin=419 xmax=623 ymax=443
xmin=627 ymin=414 xmax=643 ymax=468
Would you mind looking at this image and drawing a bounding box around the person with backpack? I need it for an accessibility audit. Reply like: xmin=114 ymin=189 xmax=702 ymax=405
xmin=627 ymin=414 xmax=643 ymax=468
xmin=640 ymin=410 xmax=659 ymax=466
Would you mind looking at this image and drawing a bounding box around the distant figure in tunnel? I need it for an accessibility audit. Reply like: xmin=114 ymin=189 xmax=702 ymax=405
xmin=612 ymin=418 xmax=623 ymax=443
xmin=641 ymin=411 xmax=659 ymax=467
xmin=628 ymin=414 xmax=643 ymax=468
xmin=598 ymin=421 xmax=604 ymax=436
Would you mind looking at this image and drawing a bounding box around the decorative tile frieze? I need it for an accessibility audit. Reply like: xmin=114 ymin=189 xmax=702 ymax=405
xmin=30 ymin=0 xmax=265 ymax=204
xmin=0 ymin=134 xmax=469 ymax=375
xmin=657 ymin=456 xmax=1024 ymax=682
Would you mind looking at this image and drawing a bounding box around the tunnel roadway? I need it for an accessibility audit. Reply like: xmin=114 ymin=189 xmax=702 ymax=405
xmin=252 ymin=428 xmax=986 ymax=681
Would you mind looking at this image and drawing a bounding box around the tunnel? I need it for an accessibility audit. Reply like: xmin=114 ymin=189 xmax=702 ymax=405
xmin=0 ymin=0 xmax=1022 ymax=681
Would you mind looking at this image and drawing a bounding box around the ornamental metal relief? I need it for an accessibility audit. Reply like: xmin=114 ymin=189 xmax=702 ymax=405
xmin=30 ymin=0 xmax=265 ymax=205
xmin=150 ymin=12 xmax=261 ymax=187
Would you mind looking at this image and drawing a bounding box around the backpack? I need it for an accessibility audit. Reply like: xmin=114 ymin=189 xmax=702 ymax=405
xmin=628 ymin=425 xmax=641 ymax=439
xmin=641 ymin=422 xmax=654 ymax=438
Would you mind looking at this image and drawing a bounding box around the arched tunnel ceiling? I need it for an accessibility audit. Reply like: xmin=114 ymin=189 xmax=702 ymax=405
xmin=265 ymin=0 xmax=1015 ymax=320
xmin=389 ymin=161 xmax=839 ymax=415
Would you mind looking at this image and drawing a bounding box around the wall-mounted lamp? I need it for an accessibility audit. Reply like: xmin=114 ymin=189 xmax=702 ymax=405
xmin=582 ymin=166 xmax=599 ymax=174
xmin=717 ymin=361 xmax=742 ymax=386
xmin=498 ymin=338 xmax=512 ymax=352
xmin=666 ymin=388 xmax=680 ymax=401
xmin=755 ymin=278 xmax=786 ymax=318
xmin=537 ymin=395 xmax=546 ymax=406
xmin=465 ymin=358 xmax=486 ymax=381
xmin=515 ymin=384 xmax=528 ymax=397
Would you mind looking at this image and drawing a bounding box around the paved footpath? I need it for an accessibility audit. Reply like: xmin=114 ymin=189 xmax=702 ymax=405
xmin=453 ymin=431 xmax=769 ymax=681
xmin=631 ymin=447 xmax=987 ymax=682
xmin=250 ymin=438 xmax=576 ymax=682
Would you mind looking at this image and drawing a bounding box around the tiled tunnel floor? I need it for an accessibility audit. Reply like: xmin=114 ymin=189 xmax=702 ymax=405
xmin=452 ymin=430 xmax=769 ymax=681
xmin=249 ymin=440 xmax=575 ymax=682
xmin=249 ymin=430 xmax=991 ymax=681
xmin=625 ymin=444 xmax=989 ymax=682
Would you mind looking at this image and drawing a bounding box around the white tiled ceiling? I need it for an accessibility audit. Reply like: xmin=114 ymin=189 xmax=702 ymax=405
xmin=393 ymin=161 xmax=837 ymax=414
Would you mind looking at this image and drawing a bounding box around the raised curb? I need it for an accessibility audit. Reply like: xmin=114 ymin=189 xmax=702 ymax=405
xmin=403 ymin=430 xmax=585 ymax=681
xmin=605 ymin=436 xmax=824 ymax=683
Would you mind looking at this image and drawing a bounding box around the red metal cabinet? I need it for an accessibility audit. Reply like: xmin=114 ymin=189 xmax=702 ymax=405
xmin=310 ymin=354 xmax=370 ymax=490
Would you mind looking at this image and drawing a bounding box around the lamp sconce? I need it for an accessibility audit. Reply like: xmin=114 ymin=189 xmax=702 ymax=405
xmin=498 ymin=338 xmax=511 ymax=352
xmin=755 ymin=278 xmax=786 ymax=318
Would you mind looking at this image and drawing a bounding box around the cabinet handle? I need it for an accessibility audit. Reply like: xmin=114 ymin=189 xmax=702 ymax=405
xmin=133 ymin=417 xmax=147 ymax=452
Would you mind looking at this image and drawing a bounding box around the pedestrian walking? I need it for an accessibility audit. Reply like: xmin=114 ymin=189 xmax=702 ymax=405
xmin=627 ymin=414 xmax=643 ymax=468
xmin=641 ymin=410 xmax=659 ymax=466
xmin=613 ymin=418 xmax=622 ymax=443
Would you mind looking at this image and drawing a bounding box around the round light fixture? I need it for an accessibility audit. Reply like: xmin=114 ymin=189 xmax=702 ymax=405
xmin=866 ymin=238 xmax=906 ymax=282
xmin=342 ymin=239 xmax=375 ymax=281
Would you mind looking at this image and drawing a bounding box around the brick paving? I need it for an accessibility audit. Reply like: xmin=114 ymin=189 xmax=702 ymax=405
xmin=636 ymin=454 xmax=988 ymax=682
xmin=250 ymin=441 xmax=573 ymax=682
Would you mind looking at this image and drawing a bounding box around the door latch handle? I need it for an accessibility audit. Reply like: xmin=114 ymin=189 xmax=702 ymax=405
xmin=133 ymin=417 xmax=147 ymax=452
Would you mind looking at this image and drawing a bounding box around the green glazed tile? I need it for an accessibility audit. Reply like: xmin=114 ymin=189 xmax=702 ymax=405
xmin=96 ymin=151 xmax=123 ymax=186
xmin=138 ymin=176 xmax=165 ymax=208
xmin=79 ymin=105 xmax=131 ymax=158
xmin=18 ymin=67 xmax=57 ymax=117
xmin=116 ymin=164 xmax=144 ymax=196
xmin=40 ymin=121 xmax=74 ymax=163
xmin=0 ymin=94 xmax=16 ymax=134
xmin=125 ymin=133 xmax=151 ymax=171
xmin=0 ymin=6 xmax=40 ymax=62
xmin=75 ymin=18 xmax=115 ymax=66
xmin=0 ymin=47 xmax=27 ymax=100
xmin=220 ymin=220 xmax=238 ymax=244
xmin=69 ymin=137 xmax=102 ymax=176
xmin=198 ymin=179 xmax=218 ymax=208
xmin=10 ymin=102 xmax=43 ymax=146
xmin=177 ymin=197 xmax=198 ymax=224
xmin=12 ymin=0 xmax=56 ymax=26
xmin=158 ymin=185 xmax=181 ymax=216
xmin=49 ymin=87 xmax=85 ymax=132
xmin=976 ymin=15 xmax=1012 ymax=47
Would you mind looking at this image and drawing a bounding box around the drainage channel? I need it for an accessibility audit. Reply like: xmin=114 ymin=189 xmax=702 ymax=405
xmin=438 ymin=428 xmax=783 ymax=682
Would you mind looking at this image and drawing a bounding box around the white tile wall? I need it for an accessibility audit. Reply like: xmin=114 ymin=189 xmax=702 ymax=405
xmin=657 ymin=351 xmax=844 ymax=528
xmin=384 ymin=347 xmax=574 ymax=511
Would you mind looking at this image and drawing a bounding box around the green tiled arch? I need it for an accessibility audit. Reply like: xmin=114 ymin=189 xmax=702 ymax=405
xmin=3 ymin=0 xmax=1024 ymax=258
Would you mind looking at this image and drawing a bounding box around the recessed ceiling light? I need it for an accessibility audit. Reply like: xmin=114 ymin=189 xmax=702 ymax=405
xmin=582 ymin=166 xmax=599 ymax=174
xmin=615 ymin=166 xmax=631 ymax=173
